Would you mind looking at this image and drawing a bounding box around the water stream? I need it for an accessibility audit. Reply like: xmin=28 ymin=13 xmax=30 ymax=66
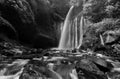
xmin=58 ymin=6 xmax=84 ymax=50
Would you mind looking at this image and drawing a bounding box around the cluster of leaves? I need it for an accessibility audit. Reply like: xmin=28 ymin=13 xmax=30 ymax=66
xmin=83 ymin=0 xmax=107 ymax=23
xmin=105 ymin=0 xmax=120 ymax=18
xmin=83 ymin=0 xmax=120 ymax=22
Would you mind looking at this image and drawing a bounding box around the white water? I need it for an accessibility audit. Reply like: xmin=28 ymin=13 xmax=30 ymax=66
xmin=58 ymin=6 xmax=75 ymax=50
xmin=0 ymin=59 xmax=29 ymax=79
xmin=58 ymin=6 xmax=85 ymax=50
xmin=77 ymin=16 xmax=84 ymax=49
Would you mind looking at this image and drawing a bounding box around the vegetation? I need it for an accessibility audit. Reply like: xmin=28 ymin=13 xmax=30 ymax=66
xmin=0 ymin=0 xmax=120 ymax=79
xmin=81 ymin=0 xmax=120 ymax=51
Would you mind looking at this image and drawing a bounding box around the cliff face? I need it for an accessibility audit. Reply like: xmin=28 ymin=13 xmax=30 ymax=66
xmin=0 ymin=0 xmax=72 ymax=48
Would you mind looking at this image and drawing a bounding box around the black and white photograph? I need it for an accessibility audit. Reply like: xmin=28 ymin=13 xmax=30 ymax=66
xmin=0 ymin=0 xmax=120 ymax=79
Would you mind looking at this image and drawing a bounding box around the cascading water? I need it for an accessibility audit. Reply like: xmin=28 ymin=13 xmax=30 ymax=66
xmin=77 ymin=16 xmax=84 ymax=49
xmin=58 ymin=6 xmax=75 ymax=50
xmin=0 ymin=59 xmax=29 ymax=79
xmin=58 ymin=5 xmax=85 ymax=50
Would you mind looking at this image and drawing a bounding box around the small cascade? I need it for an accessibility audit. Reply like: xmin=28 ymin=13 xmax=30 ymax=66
xmin=77 ymin=16 xmax=84 ymax=49
xmin=74 ymin=17 xmax=78 ymax=48
xmin=58 ymin=5 xmax=85 ymax=50
xmin=0 ymin=59 xmax=29 ymax=79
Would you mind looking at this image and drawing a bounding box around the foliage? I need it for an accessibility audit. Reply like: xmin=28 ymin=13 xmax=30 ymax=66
xmin=105 ymin=0 xmax=120 ymax=18
xmin=81 ymin=0 xmax=120 ymax=51
xmin=83 ymin=0 xmax=107 ymax=23
xmin=83 ymin=0 xmax=120 ymax=22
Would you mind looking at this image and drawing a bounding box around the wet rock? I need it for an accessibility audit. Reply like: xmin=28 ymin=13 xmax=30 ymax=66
xmin=0 ymin=16 xmax=18 ymax=41
xmin=0 ymin=0 xmax=37 ymax=45
xmin=0 ymin=0 xmax=65 ymax=48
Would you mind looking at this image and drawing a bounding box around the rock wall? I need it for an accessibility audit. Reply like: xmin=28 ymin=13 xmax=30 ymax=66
xmin=0 ymin=0 xmax=71 ymax=48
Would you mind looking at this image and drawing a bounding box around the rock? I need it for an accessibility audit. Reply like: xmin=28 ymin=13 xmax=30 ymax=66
xmin=33 ymin=33 xmax=58 ymax=49
xmin=0 ymin=16 xmax=18 ymax=41
xmin=0 ymin=0 xmax=64 ymax=48
xmin=0 ymin=0 xmax=37 ymax=44
xmin=0 ymin=0 xmax=84 ymax=48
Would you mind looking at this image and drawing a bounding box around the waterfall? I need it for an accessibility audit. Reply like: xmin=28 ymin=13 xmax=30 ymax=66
xmin=77 ymin=16 xmax=84 ymax=49
xmin=58 ymin=5 xmax=85 ymax=50
xmin=58 ymin=6 xmax=75 ymax=50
